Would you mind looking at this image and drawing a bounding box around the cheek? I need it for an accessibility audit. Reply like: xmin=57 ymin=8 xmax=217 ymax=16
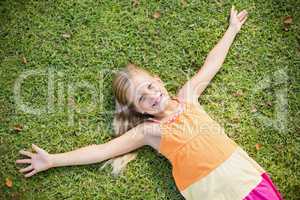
xmin=136 ymin=101 xmax=149 ymax=112
xmin=140 ymin=101 xmax=156 ymax=112
xmin=142 ymin=100 xmax=152 ymax=109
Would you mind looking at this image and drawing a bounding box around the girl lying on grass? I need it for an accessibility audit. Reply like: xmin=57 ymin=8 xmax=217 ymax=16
xmin=16 ymin=6 xmax=283 ymax=200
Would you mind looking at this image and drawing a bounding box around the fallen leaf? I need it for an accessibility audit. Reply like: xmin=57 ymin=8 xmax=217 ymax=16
xmin=153 ymin=11 xmax=161 ymax=19
xmin=62 ymin=33 xmax=71 ymax=39
xmin=21 ymin=56 xmax=27 ymax=64
xmin=255 ymin=143 xmax=262 ymax=151
xmin=233 ymin=91 xmax=243 ymax=97
xmin=13 ymin=124 xmax=23 ymax=132
xmin=132 ymin=0 xmax=139 ymax=7
xmin=283 ymin=16 xmax=293 ymax=25
xmin=265 ymin=101 xmax=272 ymax=107
xmin=5 ymin=178 xmax=13 ymax=188
xmin=251 ymin=106 xmax=257 ymax=113
xmin=283 ymin=16 xmax=293 ymax=31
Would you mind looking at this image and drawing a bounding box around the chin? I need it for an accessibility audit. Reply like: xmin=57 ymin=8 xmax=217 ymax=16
xmin=154 ymin=97 xmax=167 ymax=113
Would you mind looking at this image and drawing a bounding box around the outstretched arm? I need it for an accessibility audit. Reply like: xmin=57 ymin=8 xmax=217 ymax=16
xmin=16 ymin=124 xmax=148 ymax=177
xmin=177 ymin=6 xmax=248 ymax=103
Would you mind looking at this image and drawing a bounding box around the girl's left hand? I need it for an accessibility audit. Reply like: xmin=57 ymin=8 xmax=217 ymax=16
xmin=16 ymin=144 xmax=53 ymax=177
xmin=229 ymin=6 xmax=248 ymax=33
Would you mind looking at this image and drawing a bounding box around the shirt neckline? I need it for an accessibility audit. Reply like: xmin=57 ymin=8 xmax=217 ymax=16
xmin=148 ymin=96 xmax=185 ymax=125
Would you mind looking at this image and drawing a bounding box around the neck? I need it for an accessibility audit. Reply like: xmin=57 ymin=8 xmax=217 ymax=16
xmin=153 ymin=97 xmax=180 ymax=119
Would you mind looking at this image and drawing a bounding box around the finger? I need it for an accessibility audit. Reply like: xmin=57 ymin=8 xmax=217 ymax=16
xmin=19 ymin=150 xmax=34 ymax=158
xmin=19 ymin=165 xmax=33 ymax=173
xmin=240 ymin=15 xmax=248 ymax=25
xmin=25 ymin=170 xmax=37 ymax=178
xmin=231 ymin=6 xmax=237 ymax=18
xmin=32 ymin=144 xmax=43 ymax=153
xmin=231 ymin=5 xmax=235 ymax=17
xmin=16 ymin=159 xmax=31 ymax=164
xmin=237 ymin=10 xmax=248 ymax=21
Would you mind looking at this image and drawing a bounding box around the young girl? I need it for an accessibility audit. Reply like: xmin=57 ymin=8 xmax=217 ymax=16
xmin=16 ymin=7 xmax=283 ymax=200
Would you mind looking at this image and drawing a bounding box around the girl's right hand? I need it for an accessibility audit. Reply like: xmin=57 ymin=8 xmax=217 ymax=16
xmin=229 ymin=6 xmax=248 ymax=34
xmin=16 ymin=144 xmax=53 ymax=177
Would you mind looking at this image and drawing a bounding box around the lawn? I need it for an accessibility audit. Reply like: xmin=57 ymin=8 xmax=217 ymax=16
xmin=0 ymin=0 xmax=299 ymax=199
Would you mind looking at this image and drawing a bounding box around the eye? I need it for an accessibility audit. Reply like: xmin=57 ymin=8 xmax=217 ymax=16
xmin=139 ymin=95 xmax=144 ymax=102
xmin=148 ymin=83 xmax=153 ymax=89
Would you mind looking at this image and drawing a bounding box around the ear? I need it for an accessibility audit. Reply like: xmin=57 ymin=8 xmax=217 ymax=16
xmin=115 ymin=100 xmax=129 ymax=113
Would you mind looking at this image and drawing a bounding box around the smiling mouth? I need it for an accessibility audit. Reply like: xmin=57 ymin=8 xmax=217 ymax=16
xmin=152 ymin=93 xmax=163 ymax=107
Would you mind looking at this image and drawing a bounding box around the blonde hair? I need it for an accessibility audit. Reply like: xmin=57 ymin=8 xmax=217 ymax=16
xmin=101 ymin=64 xmax=154 ymax=176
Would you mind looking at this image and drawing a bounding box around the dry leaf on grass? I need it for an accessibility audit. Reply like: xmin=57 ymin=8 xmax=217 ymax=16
xmin=251 ymin=106 xmax=257 ymax=113
xmin=265 ymin=101 xmax=273 ymax=107
xmin=13 ymin=124 xmax=23 ymax=132
xmin=153 ymin=11 xmax=161 ymax=19
xmin=283 ymin=16 xmax=293 ymax=31
xmin=5 ymin=178 xmax=13 ymax=188
xmin=233 ymin=91 xmax=243 ymax=97
xmin=255 ymin=143 xmax=262 ymax=151
xmin=283 ymin=16 xmax=293 ymax=25
xmin=21 ymin=56 xmax=27 ymax=64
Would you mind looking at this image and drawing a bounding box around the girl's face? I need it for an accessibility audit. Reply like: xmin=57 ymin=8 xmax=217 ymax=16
xmin=126 ymin=73 xmax=169 ymax=115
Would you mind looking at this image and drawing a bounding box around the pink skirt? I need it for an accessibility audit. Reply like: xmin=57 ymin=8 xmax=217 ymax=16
xmin=244 ymin=173 xmax=283 ymax=200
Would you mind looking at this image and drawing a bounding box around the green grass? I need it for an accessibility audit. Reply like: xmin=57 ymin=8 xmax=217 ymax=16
xmin=0 ymin=0 xmax=299 ymax=199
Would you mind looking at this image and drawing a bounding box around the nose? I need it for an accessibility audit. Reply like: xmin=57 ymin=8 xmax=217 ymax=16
xmin=147 ymin=91 xmax=161 ymax=104
xmin=140 ymin=85 xmax=161 ymax=104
